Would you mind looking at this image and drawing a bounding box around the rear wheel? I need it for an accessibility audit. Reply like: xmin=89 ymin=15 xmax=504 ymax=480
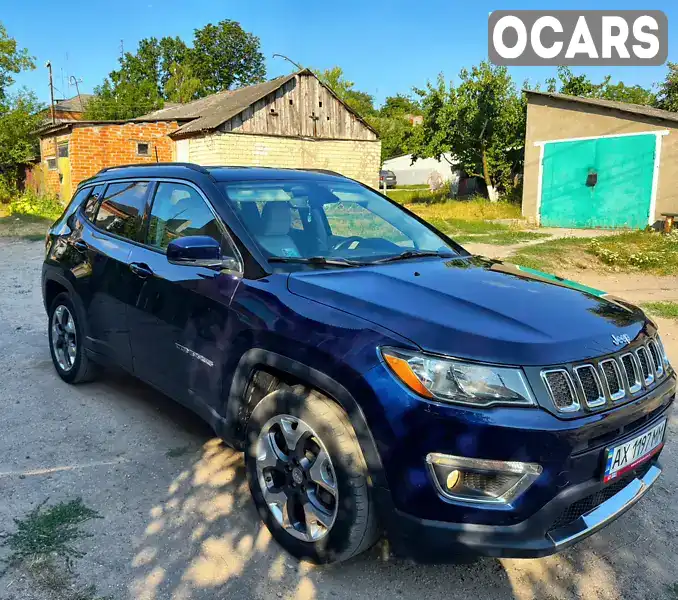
xmin=48 ymin=292 xmax=98 ymax=384
xmin=245 ymin=388 xmax=379 ymax=563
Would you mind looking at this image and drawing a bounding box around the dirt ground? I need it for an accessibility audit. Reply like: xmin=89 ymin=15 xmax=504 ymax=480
xmin=1 ymin=238 xmax=677 ymax=600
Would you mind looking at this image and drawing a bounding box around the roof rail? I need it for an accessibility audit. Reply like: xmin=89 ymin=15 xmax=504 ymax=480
xmin=297 ymin=168 xmax=345 ymax=177
xmin=96 ymin=162 xmax=210 ymax=175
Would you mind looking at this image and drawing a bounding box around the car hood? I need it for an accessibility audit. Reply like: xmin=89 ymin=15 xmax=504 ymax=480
xmin=286 ymin=256 xmax=649 ymax=366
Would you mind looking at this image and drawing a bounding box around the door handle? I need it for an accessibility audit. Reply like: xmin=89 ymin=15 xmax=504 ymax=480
xmin=129 ymin=262 xmax=154 ymax=278
xmin=73 ymin=240 xmax=88 ymax=253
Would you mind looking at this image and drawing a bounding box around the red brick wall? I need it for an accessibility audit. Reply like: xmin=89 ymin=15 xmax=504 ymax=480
xmin=39 ymin=121 xmax=178 ymax=196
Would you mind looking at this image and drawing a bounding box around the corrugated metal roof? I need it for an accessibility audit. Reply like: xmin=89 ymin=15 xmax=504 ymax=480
xmin=526 ymin=90 xmax=678 ymax=125
xmin=53 ymin=94 xmax=94 ymax=112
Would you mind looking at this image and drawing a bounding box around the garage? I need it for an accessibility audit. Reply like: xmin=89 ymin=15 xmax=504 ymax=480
xmin=523 ymin=91 xmax=678 ymax=229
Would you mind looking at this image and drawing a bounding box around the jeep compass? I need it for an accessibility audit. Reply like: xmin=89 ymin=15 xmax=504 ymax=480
xmin=42 ymin=163 xmax=675 ymax=563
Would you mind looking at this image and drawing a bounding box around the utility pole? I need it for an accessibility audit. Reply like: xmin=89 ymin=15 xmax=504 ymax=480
xmin=46 ymin=61 xmax=56 ymax=125
xmin=70 ymin=76 xmax=84 ymax=111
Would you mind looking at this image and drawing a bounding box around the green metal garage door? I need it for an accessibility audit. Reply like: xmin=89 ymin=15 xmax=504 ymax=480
xmin=540 ymin=134 xmax=656 ymax=228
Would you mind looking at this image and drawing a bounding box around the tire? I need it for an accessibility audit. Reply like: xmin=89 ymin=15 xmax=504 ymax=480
xmin=47 ymin=292 xmax=99 ymax=384
xmin=245 ymin=388 xmax=379 ymax=564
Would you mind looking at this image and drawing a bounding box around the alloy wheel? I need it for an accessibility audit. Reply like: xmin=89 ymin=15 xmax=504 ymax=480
xmin=255 ymin=414 xmax=338 ymax=542
xmin=51 ymin=305 xmax=77 ymax=372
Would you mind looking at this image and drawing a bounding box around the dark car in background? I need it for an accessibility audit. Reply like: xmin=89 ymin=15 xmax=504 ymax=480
xmin=379 ymin=169 xmax=397 ymax=189
xmin=42 ymin=163 xmax=674 ymax=564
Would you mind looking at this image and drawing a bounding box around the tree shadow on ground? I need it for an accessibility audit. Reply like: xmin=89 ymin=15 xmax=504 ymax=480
xmin=93 ymin=369 xmax=677 ymax=600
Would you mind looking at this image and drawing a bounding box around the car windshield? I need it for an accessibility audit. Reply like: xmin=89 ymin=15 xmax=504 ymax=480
xmin=219 ymin=179 xmax=457 ymax=263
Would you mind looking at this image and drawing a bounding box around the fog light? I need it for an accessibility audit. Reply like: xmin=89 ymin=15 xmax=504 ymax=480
xmin=446 ymin=469 xmax=461 ymax=490
xmin=426 ymin=453 xmax=542 ymax=506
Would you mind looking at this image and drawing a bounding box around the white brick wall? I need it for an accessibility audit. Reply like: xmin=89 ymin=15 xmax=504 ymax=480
xmin=187 ymin=133 xmax=381 ymax=188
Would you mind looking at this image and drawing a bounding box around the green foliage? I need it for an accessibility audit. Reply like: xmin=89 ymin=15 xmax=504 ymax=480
xmin=191 ymin=20 xmax=266 ymax=94
xmin=379 ymin=94 xmax=421 ymax=118
xmin=0 ymin=22 xmax=35 ymax=101
xmin=454 ymin=230 xmax=549 ymax=245
xmin=642 ymin=301 xmax=678 ymax=320
xmin=3 ymin=498 xmax=101 ymax=567
xmin=411 ymin=62 xmax=525 ymax=200
xmin=85 ymin=20 xmax=266 ymax=120
xmin=0 ymin=91 xmax=43 ymax=188
xmin=549 ymin=67 xmax=656 ymax=106
xmin=315 ymin=66 xmax=376 ymax=117
xmin=8 ymin=189 xmax=63 ymax=219
xmin=368 ymin=115 xmax=415 ymax=161
xmin=656 ymin=62 xmax=678 ymax=112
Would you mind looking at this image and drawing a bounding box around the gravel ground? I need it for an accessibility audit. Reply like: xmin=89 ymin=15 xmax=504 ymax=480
xmin=0 ymin=238 xmax=677 ymax=600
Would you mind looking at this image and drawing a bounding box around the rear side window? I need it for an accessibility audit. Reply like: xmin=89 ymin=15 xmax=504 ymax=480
xmin=82 ymin=184 xmax=106 ymax=221
xmin=94 ymin=181 xmax=149 ymax=241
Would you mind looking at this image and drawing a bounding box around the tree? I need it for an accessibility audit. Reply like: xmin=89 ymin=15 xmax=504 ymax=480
xmin=0 ymin=22 xmax=34 ymax=102
xmin=0 ymin=91 xmax=43 ymax=193
xmin=379 ymin=94 xmax=421 ymax=118
xmin=191 ymin=21 xmax=266 ymax=93
xmin=368 ymin=115 xmax=414 ymax=161
xmin=411 ymin=62 xmax=525 ymax=201
xmin=315 ymin=66 xmax=376 ymax=117
xmin=548 ymin=67 xmax=656 ymax=106
xmin=85 ymin=20 xmax=266 ymax=119
xmin=656 ymin=62 xmax=678 ymax=112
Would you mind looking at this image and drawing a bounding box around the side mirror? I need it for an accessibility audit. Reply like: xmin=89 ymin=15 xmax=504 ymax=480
xmin=167 ymin=236 xmax=236 ymax=270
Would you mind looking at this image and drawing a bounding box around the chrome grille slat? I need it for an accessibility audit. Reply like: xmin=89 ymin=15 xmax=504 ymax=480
xmin=600 ymin=359 xmax=625 ymax=402
xmin=647 ymin=340 xmax=664 ymax=378
xmin=542 ymin=369 xmax=579 ymax=412
xmin=574 ymin=365 xmax=606 ymax=408
xmin=620 ymin=353 xmax=642 ymax=394
xmin=636 ymin=347 xmax=654 ymax=386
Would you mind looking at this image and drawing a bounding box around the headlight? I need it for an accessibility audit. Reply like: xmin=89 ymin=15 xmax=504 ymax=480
xmin=657 ymin=335 xmax=671 ymax=370
xmin=380 ymin=347 xmax=535 ymax=407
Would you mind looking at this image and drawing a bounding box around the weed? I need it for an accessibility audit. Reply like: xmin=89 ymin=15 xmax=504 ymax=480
xmin=642 ymin=301 xmax=678 ymax=320
xmin=8 ymin=190 xmax=64 ymax=221
xmin=2 ymin=498 xmax=101 ymax=568
xmin=455 ymin=231 xmax=550 ymax=245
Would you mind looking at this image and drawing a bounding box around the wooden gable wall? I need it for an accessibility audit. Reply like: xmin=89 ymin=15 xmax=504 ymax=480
xmin=220 ymin=73 xmax=377 ymax=141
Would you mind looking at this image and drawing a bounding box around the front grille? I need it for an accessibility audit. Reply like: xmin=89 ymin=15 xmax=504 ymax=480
xmin=600 ymin=359 xmax=625 ymax=401
xmin=574 ymin=365 xmax=605 ymax=408
xmin=647 ymin=340 xmax=664 ymax=378
xmin=636 ymin=347 xmax=654 ymax=385
xmin=549 ymin=461 xmax=653 ymax=531
xmin=542 ymin=370 xmax=578 ymax=411
xmin=541 ymin=335 xmax=669 ymax=415
xmin=620 ymin=353 xmax=642 ymax=394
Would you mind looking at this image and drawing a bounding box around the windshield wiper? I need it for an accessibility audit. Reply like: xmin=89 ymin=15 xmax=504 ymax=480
xmin=365 ymin=250 xmax=456 ymax=264
xmin=268 ymin=256 xmax=362 ymax=267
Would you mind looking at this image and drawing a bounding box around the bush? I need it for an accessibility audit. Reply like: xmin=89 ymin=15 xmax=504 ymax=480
xmin=8 ymin=190 xmax=64 ymax=220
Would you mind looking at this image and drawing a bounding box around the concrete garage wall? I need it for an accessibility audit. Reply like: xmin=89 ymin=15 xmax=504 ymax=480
xmin=187 ymin=132 xmax=381 ymax=188
xmin=523 ymin=96 xmax=678 ymax=226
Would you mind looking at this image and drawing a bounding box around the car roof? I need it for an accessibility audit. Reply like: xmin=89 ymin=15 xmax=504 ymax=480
xmin=80 ymin=163 xmax=349 ymax=187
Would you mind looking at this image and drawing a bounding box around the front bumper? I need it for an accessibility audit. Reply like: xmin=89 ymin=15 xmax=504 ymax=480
xmin=379 ymin=460 xmax=662 ymax=560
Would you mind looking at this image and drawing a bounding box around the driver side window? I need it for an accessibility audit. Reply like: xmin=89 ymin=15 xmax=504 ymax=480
xmin=146 ymin=182 xmax=234 ymax=257
xmin=324 ymin=201 xmax=411 ymax=246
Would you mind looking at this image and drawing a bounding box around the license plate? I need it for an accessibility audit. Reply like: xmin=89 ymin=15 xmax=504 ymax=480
xmin=603 ymin=420 xmax=666 ymax=483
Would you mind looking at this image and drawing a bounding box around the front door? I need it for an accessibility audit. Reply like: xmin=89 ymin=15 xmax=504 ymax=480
xmin=540 ymin=133 xmax=657 ymax=229
xmin=127 ymin=181 xmax=241 ymax=414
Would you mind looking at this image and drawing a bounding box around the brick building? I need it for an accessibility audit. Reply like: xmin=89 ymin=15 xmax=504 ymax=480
xmin=36 ymin=120 xmax=180 ymax=199
xmin=36 ymin=69 xmax=380 ymax=201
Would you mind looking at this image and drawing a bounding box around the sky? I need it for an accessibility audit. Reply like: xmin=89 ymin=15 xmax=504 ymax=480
xmin=4 ymin=0 xmax=676 ymax=107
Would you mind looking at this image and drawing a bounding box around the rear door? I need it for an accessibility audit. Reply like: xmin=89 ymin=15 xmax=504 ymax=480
xmin=127 ymin=180 xmax=242 ymax=412
xmin=72 ymin=180 xmax=152 ymax=371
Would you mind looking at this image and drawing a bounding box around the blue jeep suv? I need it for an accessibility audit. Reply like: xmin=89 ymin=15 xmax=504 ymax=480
xmin=42 ymin=163 xmax=674 ymax=563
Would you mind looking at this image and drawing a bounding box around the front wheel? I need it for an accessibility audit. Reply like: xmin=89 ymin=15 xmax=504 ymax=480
xmin=245 ymin=388 xmax=379 ymax=563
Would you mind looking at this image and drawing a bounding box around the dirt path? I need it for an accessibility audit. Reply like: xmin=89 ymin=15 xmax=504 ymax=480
xmin=0 ymin=238 xmax=677 ymax=600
